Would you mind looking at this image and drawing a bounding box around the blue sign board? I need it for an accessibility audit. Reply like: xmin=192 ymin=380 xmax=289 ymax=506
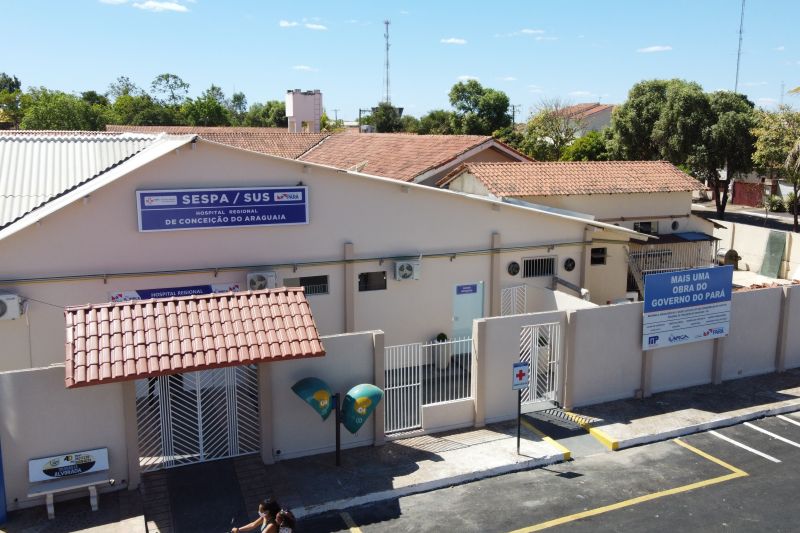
xmin=642 ymin=265 xmax=733 ymax=350
xmin=512 ymin=361 xmax=530 ymax=390
xmin=137 ymin=186 xmax=308 ymax=232
xmin=456 ymin=284 xmax=478 ymax=295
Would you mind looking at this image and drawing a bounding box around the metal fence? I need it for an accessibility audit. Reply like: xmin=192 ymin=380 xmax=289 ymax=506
xmin=519 ymin=323 xmax=560 ymax=404
xmin=628 ymin=240 xmax=717 ymax=294
xmin=384 ymin=337 xmax=473 ymax=435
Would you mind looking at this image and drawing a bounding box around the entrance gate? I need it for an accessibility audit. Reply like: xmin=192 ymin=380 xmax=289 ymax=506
xmin=136 ymin=365 xmax=260 ymax=472
xmin=519 ymin=323 xmax=561 ymax=406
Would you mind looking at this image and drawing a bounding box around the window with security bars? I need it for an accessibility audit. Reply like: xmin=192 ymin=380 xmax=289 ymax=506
xmin=283 ymin=275 xmax=329 ymax=295
xmin=522 ymin=256 xmax=556 ymax=278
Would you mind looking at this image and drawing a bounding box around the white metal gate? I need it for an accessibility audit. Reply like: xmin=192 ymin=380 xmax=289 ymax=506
xmin=519 ymin=323 xmax=561 ymax=405
xmin=501 ymin=285 xmax=527 ymax=316
xmin=136 ymin=365 xmax=260 ymax=472
xmin=384 ymin=337 xmax=472 ymax=435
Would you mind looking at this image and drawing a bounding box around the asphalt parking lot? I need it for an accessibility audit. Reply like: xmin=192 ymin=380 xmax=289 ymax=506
xmin=300 ymin=412 xmax=800 ymax=532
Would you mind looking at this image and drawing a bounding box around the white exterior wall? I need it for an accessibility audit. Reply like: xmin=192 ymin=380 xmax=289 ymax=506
xmin=785 ymin=285 xmax=800 ymax=369
xmin=0 ymin=366 xmax=128 ymax=511
xmin=519 ymin=192 xmax=692 ymax=226
xmin=720 ymin=288 xmax=782 ymax=380
xmin=714 ymin=220 xmax=799 ymax=278
xmin=285 ymin=89 xmax=322 ymax=133
xmin=0 ymin=140 xmax=612 ymax=371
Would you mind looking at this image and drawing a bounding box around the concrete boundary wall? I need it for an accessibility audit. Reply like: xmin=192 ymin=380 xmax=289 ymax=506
xmin=714 ymin=221 xmax=799 ymax=279
xmin=784 ymin=285 xmax=800 ymax=369
xmin=720 ymin=288 xmax=782 ymax=380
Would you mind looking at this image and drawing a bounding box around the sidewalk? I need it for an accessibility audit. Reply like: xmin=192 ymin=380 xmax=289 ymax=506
xmin=569 ymin=368 xmax=800 ymax=450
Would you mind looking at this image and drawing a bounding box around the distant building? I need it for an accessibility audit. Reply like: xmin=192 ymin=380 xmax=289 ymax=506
xmin=558 ymin=103 xmax=615 ymax=135
xmin=286 ymin=89 xmax=322 ymax=133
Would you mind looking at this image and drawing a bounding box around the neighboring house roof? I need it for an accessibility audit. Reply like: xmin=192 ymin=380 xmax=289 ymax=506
xmin=64 ymin=288 xmax=325 ymax=388
xmin=298 ymin=133 xmax=530 ymax=182
xmin=107 ymin=125 xmax=328 ymax=159
xmin=0 ymin=132 xmax=160 ymax=229
xmin=558 ymin=103 xmax=615 ymax=121
xmin=438 ymin=161 xmax=703 ymax=196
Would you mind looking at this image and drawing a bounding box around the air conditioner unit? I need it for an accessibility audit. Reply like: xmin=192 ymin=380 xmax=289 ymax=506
xmin=394 ymin=260 xmax=421 ymax=281
xmin=0 ymin=293 xmax=22 ymax=320
xmin=246 ymin=271 xmax=278 ymax=291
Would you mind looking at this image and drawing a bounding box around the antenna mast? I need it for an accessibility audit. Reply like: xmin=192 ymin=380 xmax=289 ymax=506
xmin=383 ymin=19 xmax=391 ymax=104
xmin=734 ymin=0 xmax=746 ymax=93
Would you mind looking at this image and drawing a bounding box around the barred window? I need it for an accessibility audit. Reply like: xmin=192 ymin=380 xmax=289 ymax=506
xmin=522 ymin=257 xmax=555 ymax=278
xmin=283 ymin=275 xmax=329 ymax=295
xmin=358 ymin=271 xmax=387 ymax=291
xmin=591 ymin=248 xmax=607 ymax=266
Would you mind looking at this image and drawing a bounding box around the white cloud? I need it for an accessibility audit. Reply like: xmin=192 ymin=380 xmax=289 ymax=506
xmin=776 ymin=45 xmax=785 ymax=51
xmin=744 ymin=81 xmax=768 ymax=87
xmin=637 ymin=45 xmax=672 ymax=53
xmin=521 ymin=28 xmax=545 ymax=34
xmin=99 ymin=0 xmax=129 ymax=4
xmin=132 ymin=1 xmax=188 ymax=12
xmin=305 ymin=23 xmax=327 ymax=30
xmin=458 ymin=75 xmax=479 ymax=81
xmin=292 ymin=65 xmax=317 ymax=71
xmin=500 ymin=76 xmax=517 ymax=81
xmin=441 ymin=37 xmax=467 ymax=45
xmin=279 ymin=20 xmax=298 ymax=27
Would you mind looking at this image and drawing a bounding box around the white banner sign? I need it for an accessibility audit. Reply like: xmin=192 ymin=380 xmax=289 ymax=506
xmin=29 ymin=448 xmax=109 ymax=483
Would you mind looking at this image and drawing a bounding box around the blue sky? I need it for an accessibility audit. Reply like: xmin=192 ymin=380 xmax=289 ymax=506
xmin=4 ymin=0 xmax=800 ymax=121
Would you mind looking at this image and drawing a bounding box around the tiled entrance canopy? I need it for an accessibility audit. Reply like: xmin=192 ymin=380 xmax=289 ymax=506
xmin=64 ymin=288 xmax=325 ymax=388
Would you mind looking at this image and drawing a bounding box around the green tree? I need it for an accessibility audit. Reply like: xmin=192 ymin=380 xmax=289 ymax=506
xmin=519 ymin=99 xmax=585 ymax=161
xmin=417 ymin=109 xmax=456 ymax=135
xmin=320 ymin=112 xmax=344 ymax=132
xmin=81 ymin=90 xmax=110 ymax=107
xmin=228 ymin=92 xmax=247 ymax=126
xmin=560 ymin=130 xmax=610 ymax=161
xmin=609 ymin=79 xmax=672 ymax=160
xmin=448 ymin=80 xmax=511 ymax=135
xmin=492 ymin=125 xmax=524 ymax=151
xmin=20 ymin=88 xmax=106 ymax=130
xmin=108 ymin=76 xmax=142 ymax=99
xmin=244 ymin=100 xmax=287 ymax=127
xmin=0 ymin=73 xmax=23 ymax=127
xmin=400 ymin=114 xmax=420 ymax=133
xmin=651 ymin=80 xmax=713 ymax=166
xmin=150 ymin=73 xmax=189 ymax=106
xmin=371 ymin=101 xmax=403 ymax=132
xmin=753 ymin=105 xmax=800 ymax=231
xmin=181 ymin=84 xmax=230 ymax=126
xmin=691 ymin=91 xmax=756 ymax=219
xmin=110 ymin=93 xmax=177 ymax=125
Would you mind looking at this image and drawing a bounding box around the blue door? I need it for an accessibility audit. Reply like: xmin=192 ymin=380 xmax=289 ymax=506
xmin=452 ymin=282 xmax=484 ymax=339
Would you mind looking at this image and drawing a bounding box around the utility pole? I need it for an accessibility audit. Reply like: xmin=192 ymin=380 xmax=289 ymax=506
xmin=333 ymin=109 xmax=340 ymax=122
xmin=734 ymin=0 xmax=746 ymax=93
xmin=383 ymin=20 xmax=391 ymax=104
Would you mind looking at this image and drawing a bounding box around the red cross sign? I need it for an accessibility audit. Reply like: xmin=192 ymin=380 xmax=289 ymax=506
xmin=512 ymin=362 xmax=530 ymax=390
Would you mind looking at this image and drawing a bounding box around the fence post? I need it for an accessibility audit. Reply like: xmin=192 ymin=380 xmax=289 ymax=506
xmin=472 ymin=320 xmax=487 ymax=427
xmin=373 ymin=331 xmax=386 ymax=446
xmin=775 ymin=286 xmax=792 ymax=373
xmin=122 ymin=380 xmax=141 ymax=490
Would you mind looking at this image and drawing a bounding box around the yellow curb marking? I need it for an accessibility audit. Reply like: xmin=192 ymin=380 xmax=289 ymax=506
xmin=561 ymin=411 xmax=619 ymax=450
xmin=521 ymin=418 xmax=572 ymax=461
xmin=508 ymin=438 xmax=748 ymax=532
xmin=340 ymin=511 xmax=363 ymax=533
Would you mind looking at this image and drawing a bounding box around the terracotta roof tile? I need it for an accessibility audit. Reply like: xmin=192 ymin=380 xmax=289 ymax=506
xmin=439 ymin=161 xmax=703 ymax=196
xmin=557 ymin=103 xmax=616 ymax=120
xmin=299 ymin=133 xmax=515 ymax=181
xmin=64 ymin=287 xmax=325 ymax=388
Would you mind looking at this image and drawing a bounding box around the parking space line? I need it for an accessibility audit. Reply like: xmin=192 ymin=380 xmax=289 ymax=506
xmin=507 ymin=439 xmax=747 ymax=532
xmin=521 ymin=418 xmax=572 ymax=461
xmin=709 ymin=430 xmax=781 ymax=463
xmin=744 ymin=422 xmax=800 ymax=449
xmin=340 ymin=511 xmax=363 ymax=533
xmin=561 ymin=411 xmax=619 ymax=451
xmin=777 ymin=415 xmax=800 ymax=428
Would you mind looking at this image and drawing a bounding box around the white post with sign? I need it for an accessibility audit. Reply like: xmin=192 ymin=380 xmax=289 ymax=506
xmin=513 ymin=361 xmax=531 ymax=454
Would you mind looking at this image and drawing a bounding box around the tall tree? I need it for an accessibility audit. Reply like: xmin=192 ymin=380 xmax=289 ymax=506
xmin=150 ymin=73 xmax=189 ymax=106
xmin=228 ymin=92 xmax=248 ymax=126
xmin=691 ymin=91 xmax=756 ymax=219
xmin=0 ymin=73 xmax=21 ymax=93
xmin=111 ymin=93 xmax=177 ymax=125
xmin=519 ymin=99 xmax=585 ymax=161
xmin=753 ymin=105 xmax=800 ymax=231
xmin=20 ymin=88 xmax=106 ymax=130
xmin=108 ymin=76 xmax=142 ymax=99
xmin=448 ymin=80 xmax=511 ymax=135
xmin=182 ymin=84 xmax=230 ymax=126
xmin=244 ymin=101 xmax=287 ymax=127
xmin=651 ymin=80 xmax=713 ymax=165
xmin=608 ymin=79 xmax=672 ymax=160
xmin=560 ymin=130 xmax=610 ymax=161
xmin=417 ymin=109 xmax=456 ymax=135
xmin=370 ymin=101 xmax=403 ymax=133
xmin=0 ymin=72 xmax=23 ymax=127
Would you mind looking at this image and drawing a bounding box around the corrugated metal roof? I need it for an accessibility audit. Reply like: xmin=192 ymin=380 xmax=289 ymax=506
xmin=0 ymin=133 xmax=159 ymax=229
